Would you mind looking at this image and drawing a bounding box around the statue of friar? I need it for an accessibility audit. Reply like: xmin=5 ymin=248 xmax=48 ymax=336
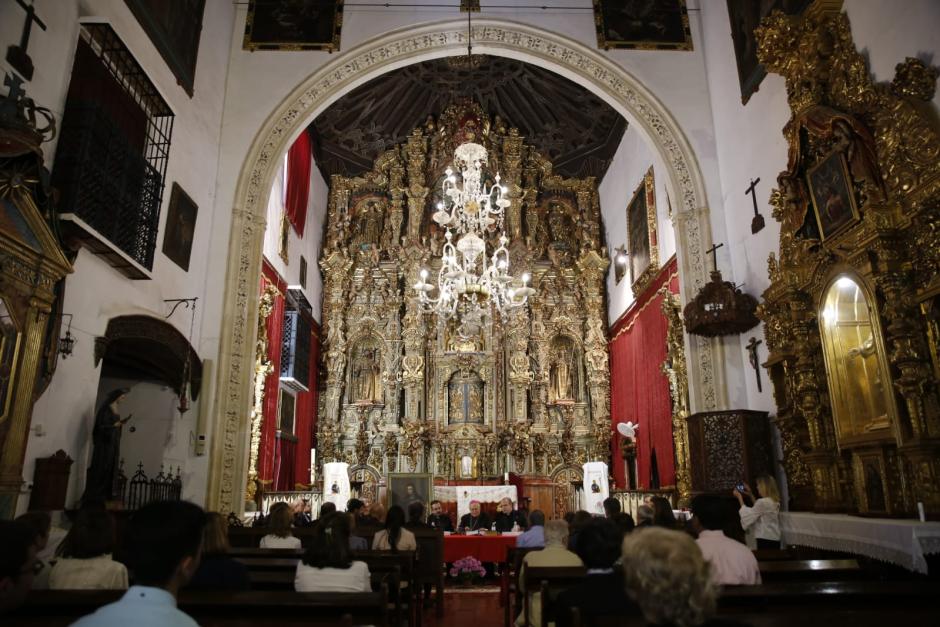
xmin=81 ymin=388 xmax=132 ymax=505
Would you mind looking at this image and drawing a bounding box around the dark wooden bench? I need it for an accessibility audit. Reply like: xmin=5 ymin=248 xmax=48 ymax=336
xmin=502 ymin=546 xmax=539 ymax=627
xmin=7 ymin=588 xmax=389 ymax=627
xmin=409 ymin=526 xmax=446 ymax=617
xmin=353 ymin=550 xmax=417 ymax=627
xmin=521 ymin=565 xmax=587 ymax=627
xmin=758 ymin=558 xmax=862 ymax=581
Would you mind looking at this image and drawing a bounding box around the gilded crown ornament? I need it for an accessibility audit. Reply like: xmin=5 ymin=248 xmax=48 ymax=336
xmin=683 ymin=243 xmax=759 ymax=337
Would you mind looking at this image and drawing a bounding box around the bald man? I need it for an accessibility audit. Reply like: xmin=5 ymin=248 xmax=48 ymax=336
xmin=458 ymin=500 xmax=490 ymax=532
xmin=494 ymin=497 xmax=525 ymax=532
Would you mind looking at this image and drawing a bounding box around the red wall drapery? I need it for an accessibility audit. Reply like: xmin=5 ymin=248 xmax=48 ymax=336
xmin=273 ymin=435 xmax=296 ymax=491
xmin=609 ymin=257 xmax=679 ymax=489
xmin=285 ymin=129 xmax=312 ymax=237
xmin=259 ymin=260 xmax=286 ymax=484
xmin=291 ymin=318 xmax=320 ymax=487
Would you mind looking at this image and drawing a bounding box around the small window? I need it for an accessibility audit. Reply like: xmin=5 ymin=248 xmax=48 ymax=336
xmin=278 ymin=389 xmax=295 ymax=435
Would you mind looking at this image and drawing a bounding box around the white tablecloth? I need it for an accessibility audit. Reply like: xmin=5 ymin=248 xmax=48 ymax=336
xmin=780 ymin=511 xmax=940 ymax=573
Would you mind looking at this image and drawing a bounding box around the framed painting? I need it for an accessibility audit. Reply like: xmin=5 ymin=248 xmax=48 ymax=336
xmin=244 ymin=0 xmax=344 ymax=52
xmin=627 ymin=166 xmax=659 ymax=297
xmin=161 ymin=183 xmax=198 ymax=272
xmin=613 ymin=244 xmax=627 ymax=284
xmin=727 ymin=0 xmax=812 ymax=104
xmin=806 ymin=151 xmax=860 ymax=241
xmin=594 ymin=0 xmax=693 ymax=51
xmin=124 ymin=0 xmax=205 ymax=97
xmin=387 ymin=473 xmax=433 ymax=511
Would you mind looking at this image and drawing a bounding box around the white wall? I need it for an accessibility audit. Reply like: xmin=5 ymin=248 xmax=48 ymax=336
xmin=600 ymin=126 xmax=678 ymax=324
xmin=3 ymin=0 xmax=235 ymax=514
xmin=699 ymin=0 xmax=940 ymax=415
xmin=262 ymin=157 xmax=328 ymax=316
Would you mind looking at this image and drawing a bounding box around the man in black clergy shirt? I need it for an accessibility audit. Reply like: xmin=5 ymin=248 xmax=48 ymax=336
xmin=458 ymin=500 xmax=491 ymax=531
xmin=427 ymin=500 xmax=454 ymax=532
xmin=494 ymin=497 xmax=525 ymax=532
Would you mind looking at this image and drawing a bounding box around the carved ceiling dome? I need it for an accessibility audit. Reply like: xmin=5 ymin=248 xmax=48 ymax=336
xmin=311 ymin=55 xmax=627 ymax=181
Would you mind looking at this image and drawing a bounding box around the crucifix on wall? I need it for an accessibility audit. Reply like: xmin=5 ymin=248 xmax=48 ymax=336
xmin=746 ymin=336 xmax=763 ymax=392
xmin=746 ymin=178 xmax=766 ymax=234
xmin=6 ymin=0 xmax=47 ymax=81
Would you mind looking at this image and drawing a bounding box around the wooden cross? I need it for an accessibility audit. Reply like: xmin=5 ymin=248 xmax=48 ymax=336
xmin=706 ymin=242 xmax=724 ymax=273
xmin=746 ymin=336 xmax=763 ymax=393
xmin=6 ymin=0 xmax=47 ymax=82
xmin=746 ymin=177 xmax=766 ymax=234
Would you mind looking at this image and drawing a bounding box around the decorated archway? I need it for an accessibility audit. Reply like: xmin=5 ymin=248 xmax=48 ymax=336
xmin=208 ymin=20 xmax=723 ymax=513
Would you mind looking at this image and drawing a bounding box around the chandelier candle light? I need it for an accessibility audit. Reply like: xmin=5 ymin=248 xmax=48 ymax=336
xmin=414 ymin=142 xmax=534 ymax=338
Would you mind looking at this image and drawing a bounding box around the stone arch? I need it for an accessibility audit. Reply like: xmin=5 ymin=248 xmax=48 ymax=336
xmin=209 ymin=19 xmax=722 ymax=512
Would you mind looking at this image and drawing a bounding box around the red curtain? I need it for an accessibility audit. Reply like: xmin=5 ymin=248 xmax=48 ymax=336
xmin=609 ymin=257 xmax=679 ymax=489
xmin=259 ymin=260 xmax=286 ymax=484
xmin=292 ymin=318 xmax=320 ymax=487
xmin=285 ymin=129 xmax=312 ymax=237
xmin=273 ymin=435 xmax=296 ymax=491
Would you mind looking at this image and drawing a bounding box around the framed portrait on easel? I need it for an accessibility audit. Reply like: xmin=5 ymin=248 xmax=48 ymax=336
xmin=387 ymin=473 xmax=433 ymax=511
xmin=806 ymin=151 xmax=860 ymax=241
xmin=626 ymin=166 xmax=660 ymax=297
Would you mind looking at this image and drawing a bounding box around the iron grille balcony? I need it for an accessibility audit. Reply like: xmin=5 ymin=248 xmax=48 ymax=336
xmin=280 ymin=309 xmax=311 ymax=392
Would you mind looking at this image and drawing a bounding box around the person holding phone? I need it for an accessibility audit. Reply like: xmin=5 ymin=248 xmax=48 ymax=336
xmin=733 ymin=475 xmax=781 ymax=550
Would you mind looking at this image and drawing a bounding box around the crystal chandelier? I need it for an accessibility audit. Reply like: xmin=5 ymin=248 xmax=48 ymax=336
xmin=413 ymin=142 xmax=535 ymax=339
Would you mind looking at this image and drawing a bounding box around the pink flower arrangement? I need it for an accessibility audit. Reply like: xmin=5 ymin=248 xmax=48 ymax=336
xmin=449 ymin=556 xmax=487 ymax=580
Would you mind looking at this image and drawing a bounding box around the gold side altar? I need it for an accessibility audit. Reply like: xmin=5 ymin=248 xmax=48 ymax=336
xmin=315 ymin=102 xmax=611 ymax=496
xmin=756 ymin=5 xmax=940 ymax=517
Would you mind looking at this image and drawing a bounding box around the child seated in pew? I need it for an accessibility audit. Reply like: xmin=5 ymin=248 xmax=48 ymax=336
xmin=186 ymin=512 xmax=250 ymax=591
xmin=295 ymin=512 xmax=371 ymax=593
xmin=259 ymin=502 xmax=302 ymax=549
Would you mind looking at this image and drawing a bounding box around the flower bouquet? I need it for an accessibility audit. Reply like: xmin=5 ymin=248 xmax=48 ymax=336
xmin=449 ymin=556 xmax=487 ymax=585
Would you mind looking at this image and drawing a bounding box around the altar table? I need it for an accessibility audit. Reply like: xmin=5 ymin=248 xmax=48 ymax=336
xmin=780 ymin=511 xmax=940 ymax=574
xmin=443 ymin=534 xmax=517 ymax=563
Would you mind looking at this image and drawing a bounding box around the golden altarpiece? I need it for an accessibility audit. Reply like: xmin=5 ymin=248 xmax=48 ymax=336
xmin=756 ymin=6 xmax=940 ymax=517
xmin=315 ymin=102 xmax=611 ymax=508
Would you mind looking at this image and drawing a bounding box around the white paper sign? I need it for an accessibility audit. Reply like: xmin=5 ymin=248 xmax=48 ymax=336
xmin=583 ymin=461 xmax=609 ymax=516
xmin=323 ymin=462 xmax=350 ymax=511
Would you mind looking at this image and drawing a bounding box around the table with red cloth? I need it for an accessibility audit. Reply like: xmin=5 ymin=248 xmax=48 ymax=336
xmin=443 ymin=534 xmax=517 ymax=563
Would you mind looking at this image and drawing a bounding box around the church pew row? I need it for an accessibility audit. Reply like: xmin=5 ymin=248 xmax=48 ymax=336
xmin=7 ymin=588 xmax=389 ymax=627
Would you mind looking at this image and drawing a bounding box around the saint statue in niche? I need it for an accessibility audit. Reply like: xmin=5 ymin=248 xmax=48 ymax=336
xmin=549 ymin=338 xmax=577 ymax=402
xmin=355 ymin=200 xmax=384 ymax=248
xmin=352 ymin=346 xmax=381 ymax=402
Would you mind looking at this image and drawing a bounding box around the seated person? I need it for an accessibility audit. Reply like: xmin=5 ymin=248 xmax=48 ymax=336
xmin=259 ymin=501 xmax=302 ymax=549
xmin=369 ymin=502 xmax=387 ymax=525
xmin=72 ymin=501 xmax=206 ymax=627
xmin=295 ymin=513 xmax=371 ymax=592
xmin=555 ymin=518 xmax=639 ymax=627
xmin=318 ymin=501 xmax=337 ymax=520
xmin=516 ymin=520 xmax=582 ymax=627
xmin=458 ymin=500 xmax=490 ymax=532
xmin=636 ymin=504 xmax=654 ymax=528
xmin=356 ymin=499 xmax=381 ymax=527
xmin=494 ymin=497 xmax=526 ymax=532
xmin=347 ymin=512 xmax=369 ymax=551
xmin=49 ymin=509 xmax=128 ymax=590
xmin=406 ymin=501 xmax=432 ymax=529
xmin=372 ymin=505 xmax=417 ymax=552
xmin=14 ymin=511 xmax=54 ymax=590
xmin=602 ymin=497 xmax=621 ymax=519
xmin=187 ymin=512 xmax=250 ymax=591
xmin=650 ymin=496 xmax=679 ymax=529
xmin=515 ymin=510 xmax=546 ymax=548
xmin=427 ymin=500 xmax=454 ymax=532
xmin=623 ymin=527 xmax=741 ymax=627
xmin=0 ymin=520 xmax=37 ymax=614
xmin=293 ymin=499 xmax=314 ymax=527
xmin=691 ymin=494 xmax=760 ymax=586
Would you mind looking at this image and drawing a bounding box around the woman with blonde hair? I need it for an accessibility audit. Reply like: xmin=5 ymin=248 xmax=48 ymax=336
xmin=621 ymin=527 xmax=718 ymax=627
xmin=733 ymin=474 xmax=781 ymax=550
xmin=260 ymin=502 xmax=302 ymax=549
xmin=188 ymin=512 xmax=250 ymax=590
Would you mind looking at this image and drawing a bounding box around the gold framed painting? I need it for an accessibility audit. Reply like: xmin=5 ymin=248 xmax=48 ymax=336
xmin=244 ymin=0 xmax=344 ymax=52
xmin=627 ymin=166 xmax=660 ymax=297
xmin=594 ymin=0 xmax=693 ymax=51
xmin=806 ymin=151 xmax=860 ymax=241
xmin=387 ymin=473 xmax=433 ymax=511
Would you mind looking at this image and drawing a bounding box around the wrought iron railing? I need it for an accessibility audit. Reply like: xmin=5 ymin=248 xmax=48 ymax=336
xmin=120 ymin=462 xmax=183 ymax=510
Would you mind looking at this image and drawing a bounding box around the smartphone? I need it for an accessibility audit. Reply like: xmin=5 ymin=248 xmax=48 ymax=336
xmin=735 ymin=483 xmax=746 ymax=492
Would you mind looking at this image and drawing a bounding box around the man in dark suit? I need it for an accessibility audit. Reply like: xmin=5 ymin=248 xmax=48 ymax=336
xmin=427 ymin=500 xmax=454 ymax=532
xmin=493 ymin=497 xmax=525 ymax=532
xmin=458 ymin=500 xmax=490 ymax=531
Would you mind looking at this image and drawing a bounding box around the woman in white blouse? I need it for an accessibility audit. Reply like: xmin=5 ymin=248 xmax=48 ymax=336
xmin=48 ymin=509 xmax=128 ymax=590
xmin=260 ymin=502 xmax=302 ymax=549
xmin=295 ymin=513 xmax=371 ymax=592
xmin=371 ymin=505 xmax=416 ymax=552
xmin=734 ymin=475 xmax=781 ymax=550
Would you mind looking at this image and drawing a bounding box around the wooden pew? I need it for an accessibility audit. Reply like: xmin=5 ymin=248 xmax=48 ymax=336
xmin=353 ymin=550 xmax=417 ymax=627
xmin=7 ymin=588 xmax=389 ymax=627
xmin=758 ymin=558 xmax=862 ymax=582
xmin=502 ymin=546 xmax=538 ymax=627
xmin=520 ymin=565 xmax=587 ymax=627
xmin=409 ymin=527 xmax=446 ymax=617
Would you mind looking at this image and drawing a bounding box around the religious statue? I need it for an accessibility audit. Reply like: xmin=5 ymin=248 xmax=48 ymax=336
xmin=82 ymin=388 xmax=132 ymax=505
xmin=352 ymin=346 xmax=381 ymax=402
xmin=845 ymin=332 xmax=890 ymax=431
xmin=550 ymin=343 xmax=575 ymax=402
xmin=355 ymin=200 xmax=384 ymax=248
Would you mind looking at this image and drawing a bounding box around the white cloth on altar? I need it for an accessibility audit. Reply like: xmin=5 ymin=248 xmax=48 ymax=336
xmin=434 ymin=485 xmax=518 ymax=518
xmin=322 ymin=462 xmax=350 ymax=511
xmin=780 ymin=511 xmax=940 ymax=574
xmin=582 ymin=462 xmax=609 ymax=516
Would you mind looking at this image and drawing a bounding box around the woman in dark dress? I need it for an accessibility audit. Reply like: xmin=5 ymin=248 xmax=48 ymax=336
xmin=81 ymin=388 xmax=130 ymax=505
